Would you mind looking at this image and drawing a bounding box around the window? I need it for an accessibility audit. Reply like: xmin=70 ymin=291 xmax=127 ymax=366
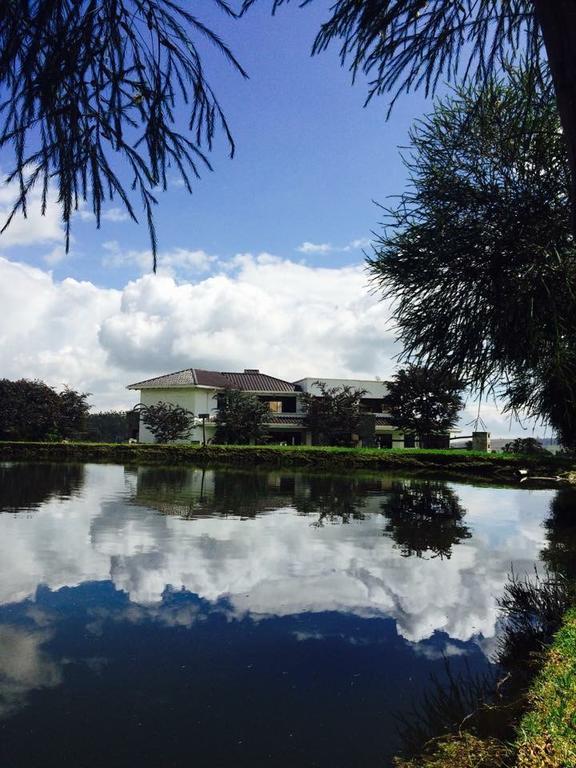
xmin=268 ymin=401 xmax=282 ymax=413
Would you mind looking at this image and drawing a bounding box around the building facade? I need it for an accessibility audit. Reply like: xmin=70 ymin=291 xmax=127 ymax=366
xmin=127 ymin=367 xmax=414 ymax=447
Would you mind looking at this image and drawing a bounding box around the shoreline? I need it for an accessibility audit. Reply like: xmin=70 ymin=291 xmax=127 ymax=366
xmin=0 ymin=441 xmax=573 ymax=481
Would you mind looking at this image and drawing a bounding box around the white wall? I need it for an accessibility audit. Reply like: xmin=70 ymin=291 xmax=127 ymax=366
xmin=138 ymin=387 xmax=218 ymax=443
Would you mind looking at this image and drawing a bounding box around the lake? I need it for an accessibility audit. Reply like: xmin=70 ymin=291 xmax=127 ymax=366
xmin=0 ymin=462 xmax=573 ymax=768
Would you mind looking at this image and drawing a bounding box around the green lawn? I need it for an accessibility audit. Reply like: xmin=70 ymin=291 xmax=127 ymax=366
xmin=516 ymin=608 xmax=576 ymax=767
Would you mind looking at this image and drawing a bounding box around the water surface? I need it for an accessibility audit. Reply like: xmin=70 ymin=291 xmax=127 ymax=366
xmin=0 ymin=462 xmax=572 ymax=768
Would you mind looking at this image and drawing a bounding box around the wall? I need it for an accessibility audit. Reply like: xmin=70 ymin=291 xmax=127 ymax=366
xmin=138 ymin=387 xmax=218 ymax=443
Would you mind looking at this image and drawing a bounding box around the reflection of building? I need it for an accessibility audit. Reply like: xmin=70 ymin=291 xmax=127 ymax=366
xmin=134 ymin=466 xmax=402 ymax=521
xmin=134 ymin=466 xmax=298 ymax=519
xmin=127 ymin=367 xmax=416 ymax=447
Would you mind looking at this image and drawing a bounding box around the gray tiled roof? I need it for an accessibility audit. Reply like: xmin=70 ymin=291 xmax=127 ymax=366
xmin=127 ymin=368 xmax=297 ymax=392
xmin=220 ymin=372 xmax=297 ymax=392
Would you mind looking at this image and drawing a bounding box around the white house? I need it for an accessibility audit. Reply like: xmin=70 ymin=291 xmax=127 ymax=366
xmin=127 ymin=367 xmax=417 ymax=447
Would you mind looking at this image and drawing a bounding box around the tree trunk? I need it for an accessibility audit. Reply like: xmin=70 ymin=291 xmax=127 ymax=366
xmin=534 ymin=0 xmax=576 ymax=231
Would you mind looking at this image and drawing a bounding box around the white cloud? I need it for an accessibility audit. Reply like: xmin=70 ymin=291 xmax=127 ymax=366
xmin=0 ymin=625 xmax=63 ymax=719
xmin=0 ymin=176 xmax=64 ymax=248
xmin=99 ymin=253 xmax=397 ymax=382
xmin=0 ymin=251 xmax=545 ymax=435
xmin=0 ymin=256 xmax=125 ymax=408
xmin=296 ymin=237 xmax=372 ymax=255
xmin=43 ymin=246 xmax=68 ymax=266
xmin=343 ymin=237 xmax=372 ymax=251
xmin=296 ymin=241 xmax=333 ymax=254
xmin=102 ymin=207 xmax=130 ymax=223
xmin=0 ymin=252 xmax=397 ymax=409
xmin=102 ymin=241 xmax=216 ymax=276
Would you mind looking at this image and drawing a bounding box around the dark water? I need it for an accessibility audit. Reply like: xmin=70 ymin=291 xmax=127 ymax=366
xmin=0 ymin=462 xmax=573 ymax=768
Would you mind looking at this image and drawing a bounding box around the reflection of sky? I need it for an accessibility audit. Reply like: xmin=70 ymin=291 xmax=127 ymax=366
xmin=0 ymin=464 xmax=557 ymax=768
xmin=0 ymin=584 xmax=490 ymax=768
xmin=0 ymin=465 xmax=551 ymax=645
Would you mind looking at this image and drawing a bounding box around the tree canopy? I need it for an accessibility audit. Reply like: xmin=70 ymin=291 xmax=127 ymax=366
xmin=135 ymin=401 xmax=194 ymax=443
xmin=0 ymin=378 xmax=90 ymax=440
xmin=0 ymin=0 xmax=245 ymax=267
xmin=301 ymin=381 xmax=367 ymax=446
xmin=503 ymin=437 xmax=547 ymax=454
xmin=213 ymin=388 xmax=269 ymax=444
xmin=384 ymin=366 xmax=464 ymax=441
xmin=368 ymin=69 xmax=576 ymax=444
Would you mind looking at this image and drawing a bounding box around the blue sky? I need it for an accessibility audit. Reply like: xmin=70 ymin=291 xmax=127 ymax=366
xmin=0 ymin=2 xmax=541 ymax=436
xmin=16 ymin=1 xmax=431 ymax=285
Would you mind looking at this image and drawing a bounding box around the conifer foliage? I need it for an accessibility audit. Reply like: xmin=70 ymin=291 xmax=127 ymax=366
xmin=0 ymin=1 xmax=246 ymax=268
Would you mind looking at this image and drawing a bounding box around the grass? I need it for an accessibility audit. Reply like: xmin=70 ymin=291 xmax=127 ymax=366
xmin=0 ymin=440 xmax=572 ymax=478
xmin=394 ymin=734 xmax=514 ymax=768
xmin=516 ymin=608 xmax=576 ymax=767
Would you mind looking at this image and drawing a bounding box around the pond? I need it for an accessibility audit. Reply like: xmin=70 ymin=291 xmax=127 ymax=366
xmin=0 ymin=462 xmax=574 ymax=768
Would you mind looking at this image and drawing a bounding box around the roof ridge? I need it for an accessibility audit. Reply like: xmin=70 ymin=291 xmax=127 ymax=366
xmin=127 ymin=367 xmax=194 ymax=388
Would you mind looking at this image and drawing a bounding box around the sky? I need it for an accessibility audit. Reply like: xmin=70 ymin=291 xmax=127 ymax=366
xmin=0 ymin=2 xmax=544 ymax=437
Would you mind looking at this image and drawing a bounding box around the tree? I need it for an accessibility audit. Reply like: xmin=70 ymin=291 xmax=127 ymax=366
xmin=0 ymin=1 xmax=246 ymax=268
xmin=384 ymin=366 xmax=464 ymax=445
xmin=0 ymin=378 xmax=90 ymax=440
xmin=86 ymin=411 xmax=130 ymax=443
xmin=300 ymin=381 xmax=367 ymax=446
xmin=246 ymin=1 xmax=576 ymax=230
xmin=135 ymin=401 xmax=194 ymax=443
xmin=213 ymin=388 xmax=269 ymax=444
xmin=503 ymin=437 xmax=547 ymax=455
xmin=367 ymin=69 xmax=576 ymax=446
xmin=57 ymin=386 xmax=91 ymax=438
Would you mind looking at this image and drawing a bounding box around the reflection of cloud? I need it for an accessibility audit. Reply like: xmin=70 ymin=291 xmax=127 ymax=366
xmin=0 ymin=466 xmax=552 ymax=649
xmin=412 ymin=641 xmax=468 ymax=661
xmin=0 ymin=625 xmax=62 ymax=719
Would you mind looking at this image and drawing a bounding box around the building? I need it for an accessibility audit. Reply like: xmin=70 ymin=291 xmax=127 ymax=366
xmin=127 ymin=367 xmax=415 ymax=447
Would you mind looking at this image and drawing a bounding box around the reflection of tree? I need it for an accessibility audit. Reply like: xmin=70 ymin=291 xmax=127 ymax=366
xmin=0 ymin=463 xmax=85 ymax=513
xmin=293 ymin=475 xmax=384 ymax=525
xmin=381 ymin=482 xmax=471 ymax=559
xmin=540 ymin=486 xmax=576 ymax=581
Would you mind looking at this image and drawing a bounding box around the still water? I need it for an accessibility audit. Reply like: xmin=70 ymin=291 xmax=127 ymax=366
xmin=0 ymin=462 xmax=573 ymax=768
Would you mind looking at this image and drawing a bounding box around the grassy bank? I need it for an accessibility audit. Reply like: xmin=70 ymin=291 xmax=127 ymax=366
xmin=0 ymin=441 xmax=573 ymax=476
xmin=516 ymin=608 xmax=576 ymax=767
xmin=395 ymin=607 xmax=576 ymax=768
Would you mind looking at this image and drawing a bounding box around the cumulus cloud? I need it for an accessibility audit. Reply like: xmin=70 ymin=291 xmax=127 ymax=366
xmin=0 ymin=256 xmax=125 ymax=408
xmin=102 ymin=241 xmax=217 ymax=276
xmin=99 ymin=253 xmax=397 ymax=381
xmin=0 ymin=251 xmax=540 ymax=434
xmin=0 ymin=251 xmax=399 ymax=409
xmin=0 ymin=176 xmax=64 ymax=248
